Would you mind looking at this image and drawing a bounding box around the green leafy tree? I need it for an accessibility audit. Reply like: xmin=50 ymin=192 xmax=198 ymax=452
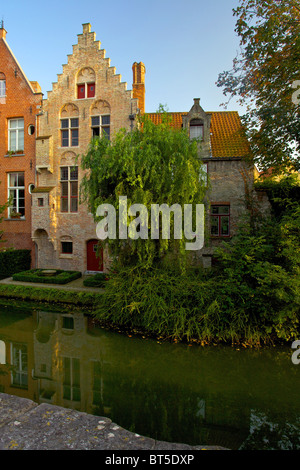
xmin=80 ymin=113 xmax=207 ymax=269
xmin=217 ymin=0 xmax=300 ymax=174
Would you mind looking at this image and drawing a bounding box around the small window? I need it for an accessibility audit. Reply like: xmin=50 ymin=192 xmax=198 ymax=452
xmin=62 ymin=316 xmax=74 ymax=330
xmin=210 ymin=205 xmax=230 ymax=237
xmin=190 ymin=119 xmax=203 ymax=141
xmin=0 ymin=79 xmax=6 ymax=97
xmin=28 ymin=125 xmax=35 ymax=135
xmin=61 ymin=241 xmax=73 ymax=254
xmin=38 ymin=198 xmax=44 ymax=207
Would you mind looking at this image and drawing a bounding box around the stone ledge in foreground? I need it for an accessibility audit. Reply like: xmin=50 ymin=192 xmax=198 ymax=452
xmin=0 ymin=393 xmax=227 ymax=450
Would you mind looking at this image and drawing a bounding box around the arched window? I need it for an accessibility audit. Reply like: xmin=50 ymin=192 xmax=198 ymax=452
xmin=0 ymin=72 xmax=6 ymax=97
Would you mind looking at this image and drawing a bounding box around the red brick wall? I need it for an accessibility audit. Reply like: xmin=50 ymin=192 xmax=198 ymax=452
xmin=0 ymin=32 xmax=42 ymax=267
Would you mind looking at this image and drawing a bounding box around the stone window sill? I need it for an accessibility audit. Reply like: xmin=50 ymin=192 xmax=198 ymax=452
xmin=4 ymin=218 xmax=26 ymax=221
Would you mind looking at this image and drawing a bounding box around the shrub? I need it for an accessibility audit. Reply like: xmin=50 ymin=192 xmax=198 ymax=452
xmin=12 ymin=269 xmax=82 ymax=285
xmin=0 ymin=249 xmax=31 ymax=279
xmin=0 ymin=284 xmax=102 ymax=307
xmin=83 ymin=273 xmax=108 ymax=287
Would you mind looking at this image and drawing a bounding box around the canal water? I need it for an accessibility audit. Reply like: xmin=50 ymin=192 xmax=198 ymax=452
xmin=0 ymin=301 xmax=299 ymax=450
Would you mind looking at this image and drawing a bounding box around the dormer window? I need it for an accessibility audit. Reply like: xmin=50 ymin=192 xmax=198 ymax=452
xmin=190 ymin=119 xmax=203 ymax=141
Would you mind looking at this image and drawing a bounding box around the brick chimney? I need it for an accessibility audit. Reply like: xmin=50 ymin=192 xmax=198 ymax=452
xmin=132 ymin=62 xmax=146 ymax=113
xmin=0 ymin=24 xmax=7 ymax=40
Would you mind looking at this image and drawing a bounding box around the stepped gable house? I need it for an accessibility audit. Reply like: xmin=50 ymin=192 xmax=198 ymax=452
xmin=32 ymin=23 xmax=143 ymax=272
xmin=0 ymin=24 xmax=43 ymax=264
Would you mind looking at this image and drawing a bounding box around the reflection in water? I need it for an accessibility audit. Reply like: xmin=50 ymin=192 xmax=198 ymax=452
xmin=0 ymin=304 xmax=300 ymax=450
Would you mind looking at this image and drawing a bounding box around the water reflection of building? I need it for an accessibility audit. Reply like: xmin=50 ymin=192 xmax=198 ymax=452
xmin=33 ymin=311 xmax=111 ymax=414
xmin=0 ymin=309 xmax=38 ymax=401
xmin=0 ymin=308 xmax=251 ymax=448
xmin=3 ymin=308 xmax=298 ymax=450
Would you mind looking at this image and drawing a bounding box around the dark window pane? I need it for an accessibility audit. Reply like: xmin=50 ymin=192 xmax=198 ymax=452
xmin=210 ymin=216 xmax=219 ymax=236
xmin=60 ymin=167 xmax=69 ymax=181
xmin=70 ymin=198 xmax=78 ymax=212
xmin=61 ymin=242 xmax=73 ymax=254
xmin=61 ymin=130 xmax=69 ymax=147
xmin=61 ymin=198 xmax=68 ymax=212
xmin=101 ymin=115 xmax=110 ymax=125
xmin=221 ymin=216 xmax=230 ymax=235
xmin=71 ymin=181 xmax=78 ymax=197
xmin=61 ymin=182 xmax=68 ymax=197
xmin=62 ymin=316 xmax=74 ymax=329
xmin=71 ymin=129 xmax=78 ymax=146
xmin=102 ymin=127 xmax=110 ymax=140
xmin=70 ymin=167 xmax=78 ymax=180
xmin=18 ymin=173 xmax=25 ymax=187
xmin=70 ymin=118 xmax=79 ymax=128
xmin=61 ymin=119 xmax=69 ymax=129
xmin=91 ymin=116 xmax=100 ymax=127
xmin=211 ymin=205 xmax=230 ymax=215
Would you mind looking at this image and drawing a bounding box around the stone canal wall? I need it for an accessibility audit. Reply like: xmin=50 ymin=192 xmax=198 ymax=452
xmin=0 ymin=393 xmax=226 ymax=450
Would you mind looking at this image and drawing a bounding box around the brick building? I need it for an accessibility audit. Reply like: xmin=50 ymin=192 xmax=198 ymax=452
xmin=32 ymin=23 xmax=142 ymax=272
xmin=147 ymin=99 xmax=263 ymax=267
xmin=31 ymin=22 xmax=265 ymax=272
xmin=0 ymin=25 xmax=43 ymax=265
xmin=0 ymin=21 xmax=262 ymax=273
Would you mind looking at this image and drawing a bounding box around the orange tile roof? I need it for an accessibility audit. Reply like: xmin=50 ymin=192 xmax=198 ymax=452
xmin=146 ymin=111 xmax=250 ymax=159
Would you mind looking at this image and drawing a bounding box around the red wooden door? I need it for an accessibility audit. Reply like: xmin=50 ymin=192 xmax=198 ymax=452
xmin=87 ymin=239 xmax=103 ymax=271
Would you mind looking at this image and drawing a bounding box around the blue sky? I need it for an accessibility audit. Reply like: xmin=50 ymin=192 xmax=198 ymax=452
xmin=1 ymin=0 xmax=245 ymax=114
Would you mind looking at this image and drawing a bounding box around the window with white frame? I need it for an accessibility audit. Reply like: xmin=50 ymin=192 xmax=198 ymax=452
xmin=60 ymin=166 xmax=78 ymax=213
xmin=91 ymin=115 xmax=110 ymax=140
xmin=63 ymin=357 xmax=81 ymax=401
xmin=8 ymin=172 xmax=25 ymax=218
xmin=189 ymin=119 xmax=204 ymax=141
xmin=0 ymin=79 xmax=6 ymax=97
xmin=8 ymin=118 xmax=24 ymax=152
xmin=11 ymin=343 xmax=28 ymax=389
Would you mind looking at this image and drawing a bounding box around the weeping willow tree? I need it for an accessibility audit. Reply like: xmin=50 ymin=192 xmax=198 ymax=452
xmin=80 ymin=113 xmax=207 ymax=270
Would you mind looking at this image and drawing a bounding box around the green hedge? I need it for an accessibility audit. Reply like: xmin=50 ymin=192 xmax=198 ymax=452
xmin=83 ymin=273 xmax=108 ymax=287
xmin=0 ymin=284 xmax=103 ymax=307
xmin=0 ymin=249 xmax=31 ymax=279
xmin=12 ymin=269 xmax=82 ymax=285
